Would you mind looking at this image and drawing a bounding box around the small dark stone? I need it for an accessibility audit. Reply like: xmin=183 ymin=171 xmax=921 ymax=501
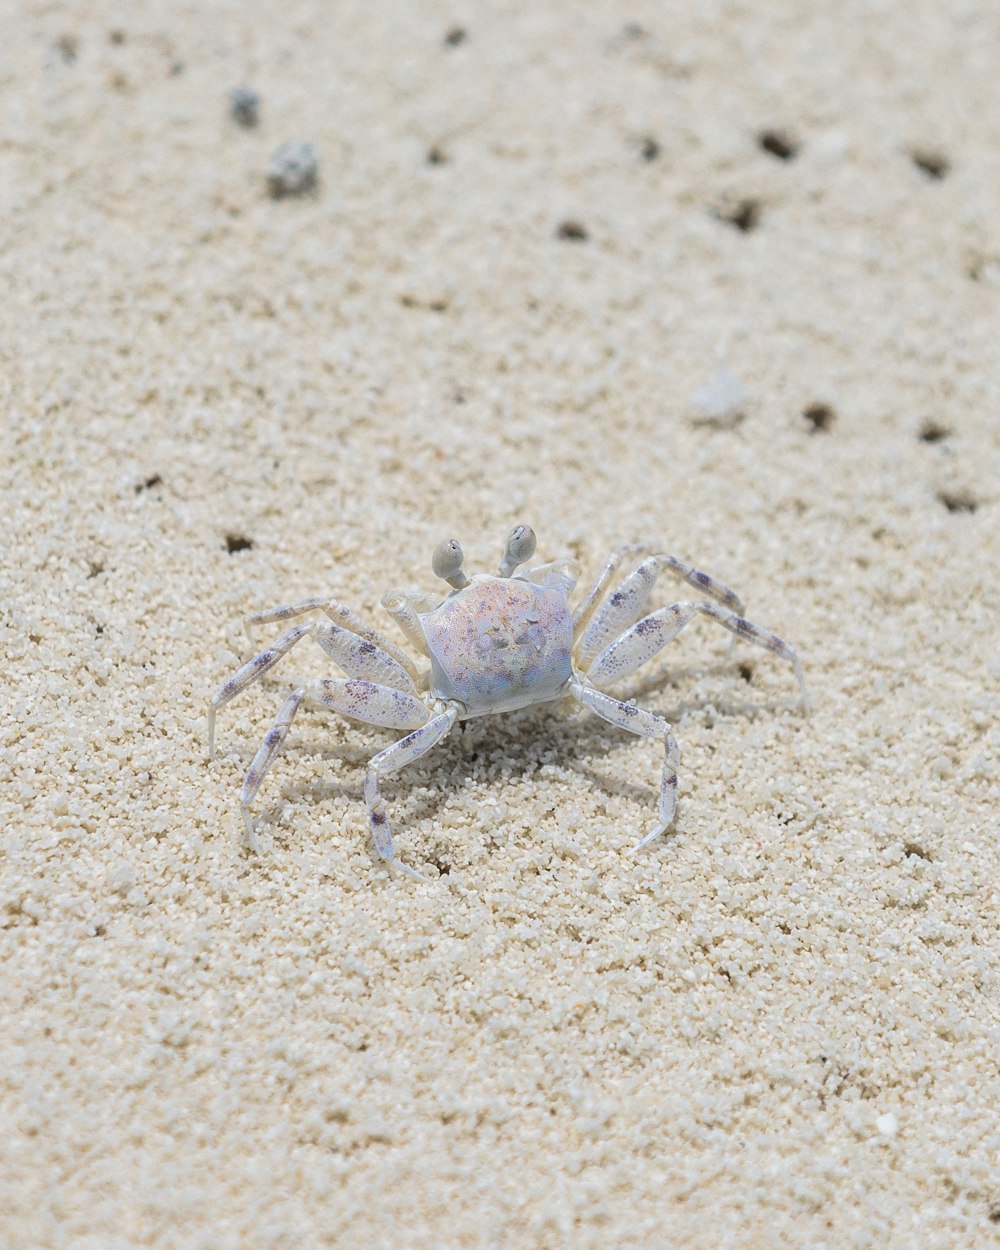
xmin=911 ymin=149 xmax=949 ymax=180
xmin=937 ymin=489 xmax=977 ymax=514
xmin=758 ymin=129 xmax=799 ymax=160
xmin=556 ymin=219 xmax=589 ymax=242
xmin=803 ymin=402 xmax=835 ymax=433
xmin=56 ymin=34 xmax=79 ymax=63
xmin=919 ymin=419 xmax=950 ymax=444
xmin=230 ymin=87 xmax=260 ymax=128
xmin=267 ymin=142 xmax=318 ymax=198
xmin=717 ymin=198 xmax=761 ymax=233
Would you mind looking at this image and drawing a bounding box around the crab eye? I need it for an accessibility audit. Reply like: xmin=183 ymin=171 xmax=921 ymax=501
xmin=498 ymin=524 xmax=537 ymax=577
xmin=432 ymin=538 xmax=470 ymax=588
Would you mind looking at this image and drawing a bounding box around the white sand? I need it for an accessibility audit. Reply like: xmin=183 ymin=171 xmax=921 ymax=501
xmin=2 ymin=1 xmax=999 ymax=1246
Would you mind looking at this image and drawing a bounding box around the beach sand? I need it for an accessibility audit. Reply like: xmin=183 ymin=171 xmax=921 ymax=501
xmin=2 ymin=2 xmax=999 ymax=1245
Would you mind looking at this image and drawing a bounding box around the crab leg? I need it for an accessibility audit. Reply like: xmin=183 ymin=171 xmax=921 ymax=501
xmin=585 ymin=601 xmax=810 ymax=710
xmin=364 ymin=706 xmax=460 ymax=881
xmin=208 ymin=621 xmax=417 ymax=756
xmin=576 ymin=554 xmax=745 ymax=670
xmin=245 ymin=596 xmax=330 ymax=625
xmin=209 ymin=622 xmax=313 ymax=757
xmin=571 ymin=543 xmax=647 ymax=640
xmin=570 ymin=680 xmax=680 ymax=851
xmin=381 ymin=589 xmax=437 ymax=657
xmin=238 ymin=679 xmax=432 ymax=851
xmin=247 ymin=597 xmax=422 ymax=685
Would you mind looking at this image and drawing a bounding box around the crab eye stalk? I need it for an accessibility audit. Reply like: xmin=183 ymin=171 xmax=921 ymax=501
xmin=432 ymin=538 xmax=471 ymax=589
xmin=498 ymin=524 xmax=537 ymax=577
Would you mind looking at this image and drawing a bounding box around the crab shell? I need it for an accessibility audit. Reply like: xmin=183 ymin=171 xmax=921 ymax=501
xmin=419 ymin=575 xmax=574 ymax=717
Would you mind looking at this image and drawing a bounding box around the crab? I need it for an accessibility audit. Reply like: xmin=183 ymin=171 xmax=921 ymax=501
xmin=208 ymin=526 xmax=810 ymax=880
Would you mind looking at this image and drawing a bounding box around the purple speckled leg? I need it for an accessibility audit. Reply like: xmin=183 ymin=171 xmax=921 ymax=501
xmin=576 ymin=554 xmax=745 ymax=671
xmin=208 ymin=622 xmax=314 ymax=758
xmin=364 ymin=706 xmax=459 ymax=881
xmin=208 ymin=621 xmax=417 ymax=757
xmin=570 ymin=680 xmax=681 ymax=852
xmin=238 ymin=680 xmax=431 ymax=851
xmin=572 ymin=544 xmax=648 ymax=641
xmin=586 ymin=600 xmax=810 ymax=710
xmin=308 ymin=621 xmax=417 ymax=692
xmin=247 ymin=597 xmax=422 ymax=686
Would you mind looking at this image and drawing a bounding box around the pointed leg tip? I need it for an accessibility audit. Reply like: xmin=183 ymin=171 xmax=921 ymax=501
xmin=392 ymin=858 xmax=433 ymax=884
xmin=241 ymin=811 xmax=261 ymax=853
xmin=629 ymin=824 xmax=669 ymax=854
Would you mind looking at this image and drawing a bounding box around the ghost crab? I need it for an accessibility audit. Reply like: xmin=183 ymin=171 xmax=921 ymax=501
xmin=208 ymin=526 xmax=810 ymax=880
